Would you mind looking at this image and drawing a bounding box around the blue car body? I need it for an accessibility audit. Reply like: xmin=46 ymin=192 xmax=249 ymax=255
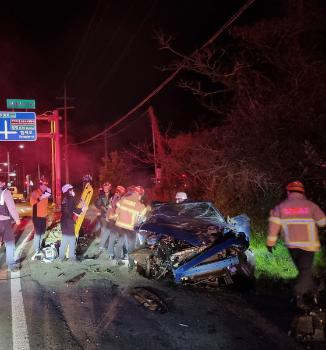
xmin=134 ymin=201 xmax=255 ymax=286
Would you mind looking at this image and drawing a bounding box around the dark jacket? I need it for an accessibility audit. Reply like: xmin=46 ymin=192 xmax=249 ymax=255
xmin=95 ymin=191 xmax=111 ymax=218
xmin=61 ymin=194 xmax=82 ymax=235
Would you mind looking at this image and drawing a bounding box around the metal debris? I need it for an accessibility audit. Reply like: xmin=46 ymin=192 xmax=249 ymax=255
xmin=130 ymin=287 xmax=168 ymax=313
xmin=290 ymin=308 xmax=325 ymax=344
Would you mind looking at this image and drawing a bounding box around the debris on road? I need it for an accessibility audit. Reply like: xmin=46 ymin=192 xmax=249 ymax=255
xmin=65 ymin=272 xmax=86 ymax=284
xmin=179 ymin=323 xmax=189 ymax=327
xmin=290 ymin=308 xmax=325 ymax=344
xmin=130 ymin=287 xmax=168 ymax=313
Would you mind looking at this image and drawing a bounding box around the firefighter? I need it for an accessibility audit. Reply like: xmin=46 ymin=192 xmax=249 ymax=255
xmin=267 ymin=180 xmax=326 ymax=308
xmin=95 ymin=182 xmax=112 ymax=253
xmin=175 ymin=192 xmax=188 ymax=203
xmin=106 ymin=185 xmax=126 ymax=259
xmin=114 ymin=185 xmax=147 ymax=268
xmin=30 ymin=179 xmax=51 ymax=258
xmin=0 ymin=177 xmax=21 ymax=272
xmin=59 ymin=184 xmax=86 ymax=261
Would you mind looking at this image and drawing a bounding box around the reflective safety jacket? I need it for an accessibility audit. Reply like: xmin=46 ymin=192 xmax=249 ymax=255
xmin=106 ymin=193 xmax=121 ymax=221
xmin=30 ymin=188 xmax=49 ymax=218
xmin=115 ymin=193 xmax=147 ymax=231
xmin=267 ymin=192 xmax=326 ymax=252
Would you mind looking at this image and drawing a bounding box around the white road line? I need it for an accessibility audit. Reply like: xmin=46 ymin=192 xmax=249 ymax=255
xmin=10 ymin=230 xmax=33 ymax=350
xmin=14 ymin=230 xmax=34 ymax=261
xmin=11 ymin=271 xmax=30 ymax=350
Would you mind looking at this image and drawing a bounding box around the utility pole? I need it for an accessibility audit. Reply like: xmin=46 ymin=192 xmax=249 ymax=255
xmin=148 ymin=106 xmax=163 ymax=185
xmin=56 ymin=82 xmax=74 ymax=184
xmin=37 ymin=110 xmax=62 ymax=207
xmin=6 ymin=151 xmax=10 ymax=184
xmin=104 ymin=129 xmax=108 ymax=171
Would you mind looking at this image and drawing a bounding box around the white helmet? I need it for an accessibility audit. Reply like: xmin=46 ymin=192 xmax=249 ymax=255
xmin=62 ymin=184 xmax=73 ymax=193
xmin=175 ymin=192 xmax=187 ymax=203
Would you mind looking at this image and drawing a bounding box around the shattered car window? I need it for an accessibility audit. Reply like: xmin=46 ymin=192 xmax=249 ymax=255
xmin=149 ymin=201 xmax=226 ymax=226
xmin=140 ymin=202 xmax=228 ymax=246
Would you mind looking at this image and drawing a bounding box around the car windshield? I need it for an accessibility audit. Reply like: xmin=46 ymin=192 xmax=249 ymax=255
xmin=140 ymin=202 xmax=228 ymax=246
xmin=149 ymin=201 xmax=226 ymax=225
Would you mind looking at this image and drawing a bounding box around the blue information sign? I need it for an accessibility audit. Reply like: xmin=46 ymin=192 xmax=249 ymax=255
xmin=0 ymin=111 xmax=37 ymax=141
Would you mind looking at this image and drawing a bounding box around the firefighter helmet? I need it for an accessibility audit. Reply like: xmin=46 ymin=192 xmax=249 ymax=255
xmin=62 ymin=184 xmax=73 ymax=193
xmin=176 ymin=192 xmax=188 ymax=202
xmin=286 ymin=181 xmax=305 ymax=193
xmin=134 ymin=185 xmax=145 ymax=195
xmin=115 ymin=185 xmax=126 ymax=195
xmin=39 ymin=179 xmax=49 ymax=186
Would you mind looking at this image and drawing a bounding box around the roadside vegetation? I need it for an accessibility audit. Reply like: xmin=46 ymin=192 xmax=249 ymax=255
xmin=98 ymin=1 xmax=326 ymax=278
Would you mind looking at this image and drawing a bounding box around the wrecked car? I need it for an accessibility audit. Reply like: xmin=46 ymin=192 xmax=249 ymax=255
xmin=131 ymin=201 xmax=255 ymax=287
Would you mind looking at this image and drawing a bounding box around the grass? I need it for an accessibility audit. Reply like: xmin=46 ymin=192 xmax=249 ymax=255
xmin=249 ymin=231 xmax=298 ymax=280
xmin=250 ymin=230 xmax=326 ymax=281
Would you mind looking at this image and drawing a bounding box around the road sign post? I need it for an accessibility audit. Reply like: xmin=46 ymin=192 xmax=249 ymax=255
xmin=0 ymin=111 xmax=37 ymax=141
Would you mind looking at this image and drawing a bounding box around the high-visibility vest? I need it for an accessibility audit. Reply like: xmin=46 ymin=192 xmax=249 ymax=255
xmin=267 ymin=192 xmax=326 ymax=252
xmin=30 ymin=188 xmax=48 ymax=218
xmin=115 ymin=193 xmax=146 ymax=231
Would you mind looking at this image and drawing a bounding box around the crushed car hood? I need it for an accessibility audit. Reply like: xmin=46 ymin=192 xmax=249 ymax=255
xmin=139 ymin=201 xmax=238 ymax=247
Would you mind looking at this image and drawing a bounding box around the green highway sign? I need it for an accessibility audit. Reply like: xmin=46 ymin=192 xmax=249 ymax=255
xmin=6 ymin=99 xmax=36 ymax=109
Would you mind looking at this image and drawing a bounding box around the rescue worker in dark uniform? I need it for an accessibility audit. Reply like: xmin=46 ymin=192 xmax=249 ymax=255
xmin=267 ymin=181 xmax=326 ymax=307
xmin=95 ymin=182 xmax=112 ymax=252
xmin=59 ymin=184 xmax=86 ymax=261
xmin=0 ymin=177 xmax=20 ymax=271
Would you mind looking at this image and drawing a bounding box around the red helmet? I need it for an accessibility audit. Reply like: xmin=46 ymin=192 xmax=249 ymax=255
xmin=286 ymin=181 xmax=304 ymax=193
xmin=133 ymin=185 xmax=145 ymax=195
xmin=115 ymin=185 xmax=126 ymax=195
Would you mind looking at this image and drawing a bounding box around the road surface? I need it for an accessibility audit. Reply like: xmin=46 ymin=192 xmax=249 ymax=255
xmin=0 ymin=216 xmax=305 ymax=350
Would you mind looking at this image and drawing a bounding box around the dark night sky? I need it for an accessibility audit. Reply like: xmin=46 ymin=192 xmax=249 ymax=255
xmin=0 ymin=0 xmax=301 ymax=183
xmin=0 ymin=0 xmax=276 ymax=138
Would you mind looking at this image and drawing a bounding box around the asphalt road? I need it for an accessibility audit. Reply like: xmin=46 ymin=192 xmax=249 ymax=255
xmin=0 ymin=216 xmax=305 ymax=350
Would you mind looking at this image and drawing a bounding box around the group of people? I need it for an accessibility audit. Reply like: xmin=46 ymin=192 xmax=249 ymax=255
xmin=1 ymin=173 xmax=325 ymax=311
xmin=95 ymin=182 xmax=148 ymax=267
xmin=30 ymin=180 xmax=87 ymax=262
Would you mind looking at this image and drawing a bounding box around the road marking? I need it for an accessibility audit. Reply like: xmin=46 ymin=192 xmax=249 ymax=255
xmin=14 ymin=230 xmax=34 ymax=262
xmin=10 ymin=229 xmax=33 ymax=350
xmin=11 ymin=271 xmax=30 ymax=350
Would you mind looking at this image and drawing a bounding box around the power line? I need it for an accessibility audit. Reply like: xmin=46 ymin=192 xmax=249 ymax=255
xmin=80 ymin=1 xmax=137 ymax=89
xmin=69 ymin=0 xmax=256 ymax=146
xmin=63 ymin=0 xmax=104 ymax=84
xmin=69 ymin=110 xmax=149 ymax=146
xmin=81 ymin=0 xmax=158 ymax=112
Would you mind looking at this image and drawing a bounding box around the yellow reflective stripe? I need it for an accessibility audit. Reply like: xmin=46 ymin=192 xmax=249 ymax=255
xmin=269 ymin=216 xmax=281 ymax=224
xmin=281 ymin=218 xmax=314 ymax=224
xmin=287 ymin=240 xmax=319 ymax=246
xmin=316 ymin=217 xmax=326 ymax=226
xmin=118 ymin=204 xmax=139 ymax=215
xmin=116 ymin=221 xmax=133 ymax=230
xmin=267 ymin=235 xmax=278 ymax=242
xmin=122 ymin=199 xmax=136 ymax=207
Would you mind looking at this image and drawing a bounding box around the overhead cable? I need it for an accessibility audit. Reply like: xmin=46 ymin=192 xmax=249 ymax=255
xmin=69 ymin=0 xmax=256 ymax=146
